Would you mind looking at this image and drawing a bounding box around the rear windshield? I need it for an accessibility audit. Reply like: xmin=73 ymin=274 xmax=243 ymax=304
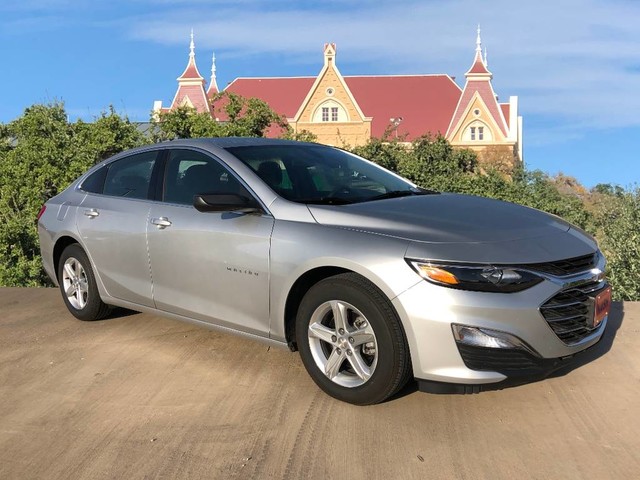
xmin=226 ymin=145 xmax=422 ymax=205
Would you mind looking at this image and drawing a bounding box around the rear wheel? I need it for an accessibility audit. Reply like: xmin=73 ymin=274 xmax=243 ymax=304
xmin=296 ymin=273 xmax=411 ymax=405
xmin=58 ymin=244 xmax=110 ymax=321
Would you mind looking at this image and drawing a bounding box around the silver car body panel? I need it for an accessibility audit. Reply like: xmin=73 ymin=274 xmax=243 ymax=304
xmin=146 ymin=201 xmax=274 ymax=336
xmin=38 ymin=138 xmax=608 ymax=386
xmin=77 ymin=194 xmax=155 ymax=307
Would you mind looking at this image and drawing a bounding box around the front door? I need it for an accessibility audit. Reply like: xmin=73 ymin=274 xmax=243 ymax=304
xmin=147 ymin=149 xmax=274 ymax=336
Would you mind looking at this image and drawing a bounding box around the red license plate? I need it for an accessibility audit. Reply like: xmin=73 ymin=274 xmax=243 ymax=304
xmin=593 ymin=286 xmax=612 ymax=328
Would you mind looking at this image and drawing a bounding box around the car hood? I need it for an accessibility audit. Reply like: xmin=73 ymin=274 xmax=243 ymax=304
xmin=307 ymin=193 xmax=597 ymax=263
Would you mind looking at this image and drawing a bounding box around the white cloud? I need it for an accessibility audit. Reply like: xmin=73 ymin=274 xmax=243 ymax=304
xmin=116 ymin=0 xmax=640 ymax=143
xmin=5 ymin=0 xmax=639 ymax=145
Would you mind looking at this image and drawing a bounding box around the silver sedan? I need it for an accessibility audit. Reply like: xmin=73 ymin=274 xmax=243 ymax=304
xmin=38 ymin=138 xmax=611 ymax=404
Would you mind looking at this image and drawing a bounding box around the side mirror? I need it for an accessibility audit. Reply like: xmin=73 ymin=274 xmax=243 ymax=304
xmin=193 ymin=194 xmax=262 ymax=214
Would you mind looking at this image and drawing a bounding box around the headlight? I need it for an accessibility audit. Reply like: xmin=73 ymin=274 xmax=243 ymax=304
xmin=407 ymin=260 xmax=543 ymax=293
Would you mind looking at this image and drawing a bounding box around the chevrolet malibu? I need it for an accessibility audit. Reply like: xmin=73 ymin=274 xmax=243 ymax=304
xmin=38 ymin=138 xmax=611 ymax=405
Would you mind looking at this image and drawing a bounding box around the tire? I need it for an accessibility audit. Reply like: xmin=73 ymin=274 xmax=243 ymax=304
xmin=295 ymin=273 xmax=411 ymax=405
xmin=57 ymin=244 xmax=111 ymax=321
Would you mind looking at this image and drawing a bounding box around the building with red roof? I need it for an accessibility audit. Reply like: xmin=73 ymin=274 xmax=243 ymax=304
xmin=153 ymin=28 xmax=522 ymax=163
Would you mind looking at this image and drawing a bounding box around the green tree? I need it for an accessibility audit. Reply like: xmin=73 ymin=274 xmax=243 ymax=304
xmin=0 ymin=102 xmax=146 ymax=286
xmin=152 ymin=105 xmax=223 ymax=141
xmin=153 ymin=92 xmax=288 ymax=140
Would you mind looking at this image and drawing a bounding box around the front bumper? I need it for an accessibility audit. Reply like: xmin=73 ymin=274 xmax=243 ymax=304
xmin=392 ymin=262 xmax=608 ymax=388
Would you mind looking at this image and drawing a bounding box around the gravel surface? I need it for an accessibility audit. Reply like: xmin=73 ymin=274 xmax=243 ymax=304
xmin=0 ymin=287 xmax=638 ymax=479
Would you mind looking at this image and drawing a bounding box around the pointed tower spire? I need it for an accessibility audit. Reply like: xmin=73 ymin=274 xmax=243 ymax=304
xmin=170 ymin=30 xmax=210 ymax=113
xmin=447 ymin=26 xmax=508 ymax=141
xmin=178 ymin=29 xmax=204 ymax=81
xmin=466 ymin=25 xmax=491 ymax=78
xmin=207 ymin=50 xmax=219 ymax=96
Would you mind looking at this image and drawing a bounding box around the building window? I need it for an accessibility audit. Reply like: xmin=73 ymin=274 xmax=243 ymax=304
xmin=314 ymin=101 xmax=348 ymax=123
xmin=470 ymin=127 xmax=476 ymax=140
xmin=478 ymin=127 xmax=484 ymax=140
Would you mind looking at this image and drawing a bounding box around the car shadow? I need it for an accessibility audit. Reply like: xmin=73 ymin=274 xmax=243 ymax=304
xmin=105 ymin=307 xmax=141 ymax=320
xmin=387 ymin=301 xmax=625 ymax=402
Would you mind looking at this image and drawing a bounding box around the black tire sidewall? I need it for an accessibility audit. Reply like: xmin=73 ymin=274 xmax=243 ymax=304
xmin=296 ymin=275 xmax=405 ymax=405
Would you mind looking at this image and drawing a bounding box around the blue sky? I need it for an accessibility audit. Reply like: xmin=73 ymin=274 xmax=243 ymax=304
xmin=1 ymin=0 xmax=638 ymax=188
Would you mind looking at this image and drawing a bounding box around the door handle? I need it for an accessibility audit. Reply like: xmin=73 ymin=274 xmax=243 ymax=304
xmin=151 ymin=217 xmax=172 ymax=229
xmin=84 ymin=208 xmax=99 ymax=218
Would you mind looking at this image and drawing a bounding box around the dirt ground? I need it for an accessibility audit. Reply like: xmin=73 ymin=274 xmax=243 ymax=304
xmin=0 ymin=287 xmax=638 ymax=480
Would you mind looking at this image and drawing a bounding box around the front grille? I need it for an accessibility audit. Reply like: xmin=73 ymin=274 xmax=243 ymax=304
xmin=520 ymin=253 xmax=598 ymax=277
xmin=540 ymin=280 xmax=607 ymax=344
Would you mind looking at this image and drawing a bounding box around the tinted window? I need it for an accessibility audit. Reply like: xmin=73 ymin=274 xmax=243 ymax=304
xmin=103 ymin=151 xmax=157 ymax=199
xmin=80 ymin=166 xmax=108 ymax=194
xmin=163 ymin=150 xmax=247 ymax=205
xmin=226 ymin=144 xmax=418 ymax=204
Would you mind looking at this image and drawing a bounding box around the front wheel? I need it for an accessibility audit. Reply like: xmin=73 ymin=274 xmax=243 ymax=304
xmin=296 ymin=273 xmax=411 ymax=405
xmin=58 ymin=244 xmax=111 ymax=321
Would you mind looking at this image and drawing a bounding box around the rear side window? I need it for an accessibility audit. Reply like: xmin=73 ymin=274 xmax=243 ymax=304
xmin=103 ymin=151 xmax=157 ymax=199
xmin=80 ymin=167 xmax=108 ymax=194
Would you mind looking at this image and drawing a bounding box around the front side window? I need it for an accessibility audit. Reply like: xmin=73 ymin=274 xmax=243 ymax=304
xmin=227 ymin=144 xmax=428 ymax=205
xmin=470 ymin=127 xmax=476 ymax=141
xmin=163 ymin=149 xmax=247 ymax=205
xmin=478 ymin=126 xmax=484 ymax=140
xmin=103 ymin=151 xmax=157 ymax=199
xmin=331 ymin=107 xmax=339 ymax=122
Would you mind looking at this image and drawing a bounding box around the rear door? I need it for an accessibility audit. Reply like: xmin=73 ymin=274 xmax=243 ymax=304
xmin=146 ymin=148 xmax=274 ymax=336
xmin=77 ymin=150 xmax=159 ymax=307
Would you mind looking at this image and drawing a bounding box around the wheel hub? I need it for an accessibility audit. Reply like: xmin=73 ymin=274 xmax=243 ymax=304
xmin=307 ymin=300 xmax=378 ymax=388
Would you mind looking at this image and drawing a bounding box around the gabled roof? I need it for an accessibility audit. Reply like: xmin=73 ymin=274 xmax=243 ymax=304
xmin=500 ymin=104 xmax=510 ymax=128
xmin=446 ymin=80 xmax=508 ymax=138
xmin=344 ymin=75 xmax=461 ymax=139
xmin=224 ymin=77 xmax=315 ymax=117
xmin=224 ymin=74 xmax=462 ymax=140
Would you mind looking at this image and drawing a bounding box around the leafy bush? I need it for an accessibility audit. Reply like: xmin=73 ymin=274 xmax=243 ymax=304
xmin=0 ymin=102 xmax=638 ymax=301
xmin=0 ymin=103 xmax=146 ymax=286
xmin=592 ymin=188 xmax=640 ymax=300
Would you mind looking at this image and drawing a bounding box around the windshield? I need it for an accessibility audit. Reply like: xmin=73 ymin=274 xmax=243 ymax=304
xmin=226 ymin=144 xmax=434 ymax=204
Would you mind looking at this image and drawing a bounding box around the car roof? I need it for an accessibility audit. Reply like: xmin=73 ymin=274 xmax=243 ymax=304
xmin=96 ymin=137 xmax=327 ymax=168
xmin=160 ymin=137 xmax=320 ymax=149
